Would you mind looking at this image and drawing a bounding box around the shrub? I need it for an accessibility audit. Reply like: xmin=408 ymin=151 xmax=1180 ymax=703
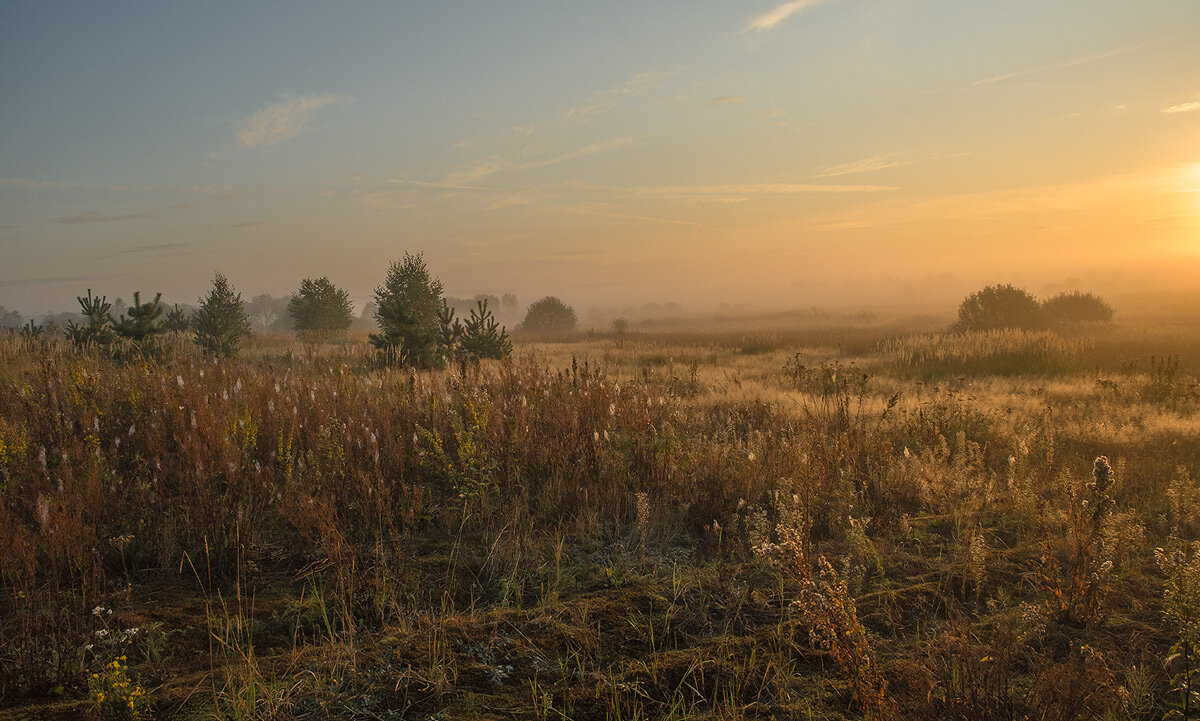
xmin=1042 ymin=291 xmax=1113 ymax=325
xmin=519 ymin=296 xmax=577 ymax=334
xmin=952 ymin=284 xmax=1046 ymax=332
xmin=370 ymin=253 xmax=445 ymax=368
xmin=192 ymin=273 xmax=252 ymax=357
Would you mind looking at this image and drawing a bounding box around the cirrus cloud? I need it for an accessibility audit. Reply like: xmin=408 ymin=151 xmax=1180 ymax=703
xmin=743 ymin=0 xmax=830 ymax=33
xmin=1163 ymin=100 xmax=1200 ymax=114
xmin=236 ymin=93 xmax=346 ymax=149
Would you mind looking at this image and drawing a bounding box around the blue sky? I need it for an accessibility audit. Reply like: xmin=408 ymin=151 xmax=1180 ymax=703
xmin=3 ymin=1 xmax=1199 ymax=317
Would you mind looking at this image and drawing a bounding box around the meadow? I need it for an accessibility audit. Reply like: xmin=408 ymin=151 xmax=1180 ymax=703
xmin=2 ymin=301 xmax=1200 ymax=720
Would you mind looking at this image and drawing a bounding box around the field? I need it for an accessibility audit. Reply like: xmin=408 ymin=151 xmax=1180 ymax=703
xmin=2 ymin=301 xmax=1200 ymax=720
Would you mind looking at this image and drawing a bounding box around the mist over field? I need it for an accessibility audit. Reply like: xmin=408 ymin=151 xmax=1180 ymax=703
xmin=3 ymin=3 xmax=1200 ymax=720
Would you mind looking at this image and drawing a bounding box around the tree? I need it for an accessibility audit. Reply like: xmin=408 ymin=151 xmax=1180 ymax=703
xmin=501 ymin=293 xmax=519 ymax=315
xmin=111 ymin=291 xmax=165 ymax=351
xmin=1042 ymin=291 xmax=1113 ymax=326
xmin=371 ymin=253 xmax=445 ymax=368
xmin=164 ymin=304 xmax=193 ymax=332
xmin=458 ymin=299 xmax=512 ymax=360
xmin=288 ymin=276 xmax=354 ymax=334
xmin=67 ymin=289 xmax=117 ymax=347
xmin=519 ymin=296 xmax=577 ymax=334
xmin=952 ymin=284 xmax=1046 ymax=333
xmin=352 ymin=301 xmax=378 ymax=331
xmin=247 ymin=294 xmax=285 ymax=330
xmin=192 ymin=273 xmax=251 ymax=357
xmin=0 ymin=307 xmax=22 ymax=331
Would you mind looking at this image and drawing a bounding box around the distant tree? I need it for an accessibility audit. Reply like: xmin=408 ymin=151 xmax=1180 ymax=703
xmin=610 ymin=317 xmax=629 ymax=347
xmin=0 ymin=307 xmax=22 ymax=330
xmin=67 ymin=289 xmax=117 ymax=347
xmin=111 ymin=291 xmax=165 ymax=351
xmin=352 ymin=301 xmax=378 ymax=331
xmin=247 ymin=294 xmax=283 ymax=330
xmin=192 ymin=273 xmax=252 ymax=357
xmin=1042 ymin=291 xmax=1114 ymax=325
xmin=519 ymin=296 xmax=577 ymax=334
xmin=288 ymin=276 xmax=354 ymax=334
xmin=371 ymin=253 xmax=445 ymax=368
xmin=501 ymin=293 xmax=519 ymax=315
xmin=458 ymin=299 xmax=512 ymax=360
xmin=164 ymin=304 xmax=193 ymax=332
xmin=953 ymin=284 xmax=1046 ymax=333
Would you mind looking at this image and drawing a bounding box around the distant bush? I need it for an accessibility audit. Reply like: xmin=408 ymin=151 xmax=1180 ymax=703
xmin=519 ymin=296 xmax=577 ymax=334
xmin=1042 ymin=291 xmax=1114 ymax=326
xmin=953 ymin=284 xmax=1046 ymax=333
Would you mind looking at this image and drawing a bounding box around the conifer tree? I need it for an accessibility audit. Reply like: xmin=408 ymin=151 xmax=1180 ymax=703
xmin=192 ymin=274 xmax=251 ymax=357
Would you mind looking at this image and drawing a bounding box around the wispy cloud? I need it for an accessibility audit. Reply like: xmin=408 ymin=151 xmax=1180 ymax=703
xmin=972 ymin=45 xmax=1138 ymax=86
xmin=632 ymin=182 xmax=895 ymax=197
xmin=57 ymin=210 xmax=157 ymax=224
xmin=236 ymin=93 xmax=344 ymax=148
xmin=743 ymin=0 xmax=829 ymax=33
xmin=0 ymin=275 xmax=95 ymax=288
xmin=89 ymin=242 xmax=192 ymax=261
xmin=1163 ymin=100 xmax=1200 ymax=114
xmin=444 ymin=136 xmax=644 ymax=185
xmin=814 ymin=154 xmax=913 ymax=178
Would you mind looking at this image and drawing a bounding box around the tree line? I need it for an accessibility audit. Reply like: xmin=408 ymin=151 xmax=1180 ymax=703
xmin=6 ymin=253 xmax=581 ymax=366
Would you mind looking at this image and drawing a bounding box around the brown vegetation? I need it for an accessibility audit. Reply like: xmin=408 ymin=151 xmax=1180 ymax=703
xmin=1 ymin=310 xmax=1199 ymax=719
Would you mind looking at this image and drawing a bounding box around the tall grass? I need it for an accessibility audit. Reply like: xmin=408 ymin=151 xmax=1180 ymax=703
xmin=881 ymin=329 xmax=1089 ymax=378
xmin=1 ymin=325 xmax=1198 ymax=718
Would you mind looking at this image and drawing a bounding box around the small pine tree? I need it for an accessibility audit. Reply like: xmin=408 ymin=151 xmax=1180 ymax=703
xmin=111 ymin=291 xmax=166 ymax=353
xmin=459 ymin=299 xmax=512 ymax=360
xmin=67 ymin=289 xmax=117 ymax=347
xmin=192 ymin=274 xmax=251 ymax=357
xmin=370 ymin=253 xmax=445 ymax=368
xmin=164 ymin=304 xmax=192 ymax=332
xmin=438 ymin=300 xmax=463 ymax=362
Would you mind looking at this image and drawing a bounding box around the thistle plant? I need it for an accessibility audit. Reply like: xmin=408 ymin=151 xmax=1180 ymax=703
xmin=1037 ymin=456 xmax=1116 ymax=627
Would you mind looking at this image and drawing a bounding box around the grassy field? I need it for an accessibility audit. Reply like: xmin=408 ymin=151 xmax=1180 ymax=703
xmin=2 ymin=305 xmax=1200 ymax=720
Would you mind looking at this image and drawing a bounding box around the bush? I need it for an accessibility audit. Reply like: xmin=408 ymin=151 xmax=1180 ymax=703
xmin=519 ymin=296 xmax=577 ymax=334
xmin=370 ymin=253 xmax=444 ymax=368
xmin=953 ymin=284 xmax=1045 ymax=332
xmin=288 ymin=276 xmax=354 ymax=334
xmin=192 ymin=273 xmax=252 ymax=357
xmin=1042 ymin=291 xmax=1113 ymax=326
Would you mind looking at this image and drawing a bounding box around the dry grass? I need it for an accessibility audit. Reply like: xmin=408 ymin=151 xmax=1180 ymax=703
xmin=0 ymin=314 xmax=1198 ymax=719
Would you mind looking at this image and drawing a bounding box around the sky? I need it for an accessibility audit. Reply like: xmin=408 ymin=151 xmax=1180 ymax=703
xmin=2 ymin=1 xmax=1199 ymax=318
